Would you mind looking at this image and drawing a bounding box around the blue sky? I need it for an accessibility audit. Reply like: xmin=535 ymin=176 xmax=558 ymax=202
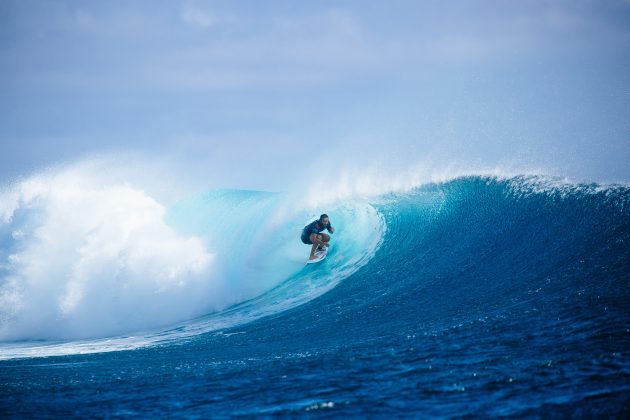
xmin=1 ymin=0 xmax=629 ymax=189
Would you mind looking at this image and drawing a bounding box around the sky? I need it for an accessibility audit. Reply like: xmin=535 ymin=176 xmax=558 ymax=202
xmin=1 ymin=0 xmax=629 ymax=191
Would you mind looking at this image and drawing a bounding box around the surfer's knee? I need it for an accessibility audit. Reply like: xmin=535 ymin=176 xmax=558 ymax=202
xmin=321 ymin=233 xmax=330 ymax=242
xmin=309 ymin=233 xmax=319 ymax=243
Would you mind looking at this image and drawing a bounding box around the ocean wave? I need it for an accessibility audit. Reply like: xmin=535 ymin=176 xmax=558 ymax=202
xmin=1 ymin=170 xmax=627 ymax=361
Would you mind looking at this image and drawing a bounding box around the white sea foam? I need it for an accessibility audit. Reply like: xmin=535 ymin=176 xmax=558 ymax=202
xmin=0 ymin=165 xmax=216 ymax=341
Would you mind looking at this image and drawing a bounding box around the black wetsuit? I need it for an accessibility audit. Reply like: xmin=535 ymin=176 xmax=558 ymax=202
xmin=301 ymin=220 xmax=334 ymax=244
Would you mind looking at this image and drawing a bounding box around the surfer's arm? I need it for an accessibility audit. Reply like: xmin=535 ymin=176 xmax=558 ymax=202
xmin=327 ymin=225 xmax=335 ymax=233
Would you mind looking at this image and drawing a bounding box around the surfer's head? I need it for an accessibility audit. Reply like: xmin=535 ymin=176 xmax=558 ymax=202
xmin=320 ymin=214 xmax=329 ymax=225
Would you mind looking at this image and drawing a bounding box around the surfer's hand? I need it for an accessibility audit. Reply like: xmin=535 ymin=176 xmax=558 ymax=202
xmin=330 ymin=227 xmax=335 ymax=233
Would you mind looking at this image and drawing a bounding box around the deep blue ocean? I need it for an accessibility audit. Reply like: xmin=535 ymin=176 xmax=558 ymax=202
xmin=1 ymin=175 xmax=629 ymax=417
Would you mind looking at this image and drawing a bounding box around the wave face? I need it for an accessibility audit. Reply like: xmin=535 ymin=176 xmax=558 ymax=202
xmin=1 ymin=175 xmax=629 ymax=417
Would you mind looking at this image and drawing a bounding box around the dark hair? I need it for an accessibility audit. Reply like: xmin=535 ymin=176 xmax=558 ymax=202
xmin=320 ymin=214 xmax=329 ymax=220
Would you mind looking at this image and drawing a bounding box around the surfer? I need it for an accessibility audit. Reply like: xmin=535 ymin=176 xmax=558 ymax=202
xmin=301 ymin=214 xmax=335 ymax=261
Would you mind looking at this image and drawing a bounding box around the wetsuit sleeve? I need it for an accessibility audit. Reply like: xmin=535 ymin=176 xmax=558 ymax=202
xmin=327 ymin=223 xmax=334 ymax=233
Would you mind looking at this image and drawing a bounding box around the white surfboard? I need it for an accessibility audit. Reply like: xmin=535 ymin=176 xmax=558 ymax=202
xmin=306 ymin=245 xmax=329 ymax=264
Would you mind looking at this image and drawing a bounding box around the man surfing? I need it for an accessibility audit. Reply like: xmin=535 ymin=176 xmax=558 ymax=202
xmin=301 ymin=214 xmax=335 ymax=261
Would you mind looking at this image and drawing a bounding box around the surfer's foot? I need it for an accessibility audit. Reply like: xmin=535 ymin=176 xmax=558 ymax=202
xmin=309 ymin=254 xmax=317 ymax=260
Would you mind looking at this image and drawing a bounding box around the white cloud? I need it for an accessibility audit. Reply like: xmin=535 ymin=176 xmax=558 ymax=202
xmin=181 ymin=8 xmax=217 ymax=28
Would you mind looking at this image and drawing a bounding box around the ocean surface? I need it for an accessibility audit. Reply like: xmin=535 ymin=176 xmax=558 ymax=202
xmin=1 ymin=175 xmax=629 ymax=417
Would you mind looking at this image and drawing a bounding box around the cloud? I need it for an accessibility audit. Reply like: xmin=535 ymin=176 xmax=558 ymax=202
xmin=180 ymin=8 xmax=217 ymax=28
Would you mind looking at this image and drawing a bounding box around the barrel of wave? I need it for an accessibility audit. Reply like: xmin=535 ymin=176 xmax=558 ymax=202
xmin=165 ymin=189 xmax=385 ymax=310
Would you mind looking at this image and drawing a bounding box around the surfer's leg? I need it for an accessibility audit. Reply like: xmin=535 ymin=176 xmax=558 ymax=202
xmin=316 ymin=234 xmax=328 ymax=249
xmin=309 ymin=233 xmax=321 ymax=257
